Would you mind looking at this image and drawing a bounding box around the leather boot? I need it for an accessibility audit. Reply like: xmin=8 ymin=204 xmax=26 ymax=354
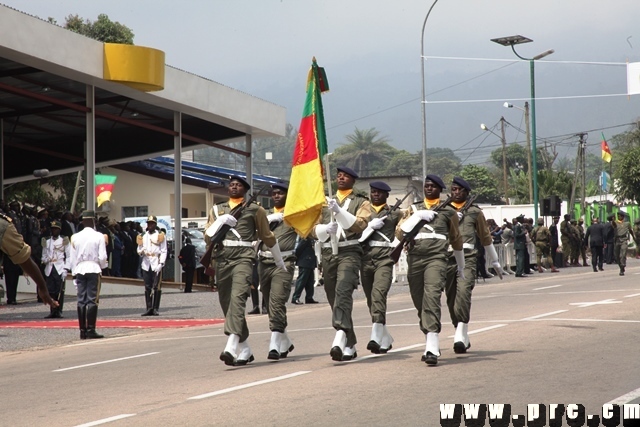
xmin=45 ymin=304 xmax=56 ymax=319
xmin=551 ymin=266 xmax=560 ymax=273
xmin=141 ymin=289 xmax=154 ymax=316
xmin=57 ymin=289 xmax=65 ymax=318
xmin=268 ymin=331 xmax=281 ymax=360
xmin=367 ymin=323 xmax=384 ymax=354
xmin=151 ymin=289 xmax=162 ymax=316
xmin=330 ymin=330 xmax=347 ymax=361
xmin=537 ymin=265 xmax=544 ymax=273
xmin=85 ymin=305 xmax=104 ymax=339
xmin=77 ymin=306 xmax=87 ymax=339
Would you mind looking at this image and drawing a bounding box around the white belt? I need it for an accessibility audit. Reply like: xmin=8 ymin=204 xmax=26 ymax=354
xmin=321 ymin=240 xmax=361 ymax=248
xmin=259 ymin=250 xmax=295 ymax=258
xmin=368 ymin=241 xmax=395 ymax=248
xmin=415 ymin=232 xmax=446 ymax=240
xmin=223 ymin=240 xmax=253 ymax=247
xmin=447 ymin=242 xmax=475 ymax=252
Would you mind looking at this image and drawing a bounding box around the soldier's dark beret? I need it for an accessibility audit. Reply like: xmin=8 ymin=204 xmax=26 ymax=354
xmin=337 ymin=166 xmax=359 ymax=179
xmin=425 ymin=174 xmax=446 ymax=190
xmin=229 ymin=175 xmax=251 ymax=190
xmin=272 ymin=181 xmax=289 ymax=191
xmin=452 ymin=176 xmax=471 ymax=192
xmin=369 ymin=181 xmax=391 ymax=192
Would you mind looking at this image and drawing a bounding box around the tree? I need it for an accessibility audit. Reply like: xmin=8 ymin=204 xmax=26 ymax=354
xmin=489 ymin=144 xmax=555 ymax=175
xmin=331 ymin=128 xmax=397 ymax=177
xmin=383 ymin=150 xmax=422 ymax=176
xmin=459 ymin=164 xmax=501 ymax=204
xmin=613 ymin=146 xmax=640 ymax=204
xmin=424 ymin=147 xmax=462 ymax=185
xmin=61 ymin=14 xmax=135 ymax=44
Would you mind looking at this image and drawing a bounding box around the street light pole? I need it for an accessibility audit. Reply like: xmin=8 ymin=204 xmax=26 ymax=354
xmin=491 ymin=35 xmax=554 ymax=220
xmin=420 ymin=0 xmax=439 ymax=180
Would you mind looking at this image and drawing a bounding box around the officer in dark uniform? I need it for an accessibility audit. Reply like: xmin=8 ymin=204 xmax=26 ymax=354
xmin=359 ymin=180 xmax=404 ymax=354
xmin=396 ymin=174 xmax=463 ymax=365
xmin=514 ymin=215 xmax=528 ymax=277
xmin=0 ymin=212 xmax=57 ymax=308
xmin=179 ymin=237 xmax=197 ymax=293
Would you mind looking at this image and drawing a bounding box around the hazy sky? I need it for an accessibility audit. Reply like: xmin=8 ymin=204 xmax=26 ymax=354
xmin=4 ymin=0 xmax=640 ymax=167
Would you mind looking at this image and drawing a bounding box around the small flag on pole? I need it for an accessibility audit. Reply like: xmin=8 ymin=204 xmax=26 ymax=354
xmin=601 ymin=133 xmax=612 ymax=163
xmin=283 ymin=58 xmax=330 ymax=237
xmin=95 ymin=174 xmax=117 ymax=207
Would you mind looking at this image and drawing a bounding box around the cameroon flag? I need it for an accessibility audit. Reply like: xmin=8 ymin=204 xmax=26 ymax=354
xmin=601 ymin=133 xmax=612 ymax=163
xmin=96 ymin=174 xmax=117 ymax=207
xmin=284 ymin=58 xmax=329 ymax=237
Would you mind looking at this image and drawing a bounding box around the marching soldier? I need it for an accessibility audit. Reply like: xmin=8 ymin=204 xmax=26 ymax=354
xmin=137 ymin=215 xmax=167 ymax=316
xmin=0 ymin=212 xmax=58 ymax=308
xmin=313 ymin=166 xmax=370 ymax=362
xmin=532 ymin=217 xmax=559 ymax=273
xmin=614 ymin=211 xmax=632 ymax=276
xmin=41 ymin=220 xmax=70 ymax=318
xmin=69 ymin=211 xmax=108 ymax=339
xmin=396 ymin=174 xmax=463 ymax=365
xmin=444 ymin=177 xmax=503 ymax=354
xmin=205 ymin=175 xmax=286 ymax=366
xmin=359 ymin=181 xmax=403 ymax=354
xmin=259 ymin=181 xmax=297 ymax=360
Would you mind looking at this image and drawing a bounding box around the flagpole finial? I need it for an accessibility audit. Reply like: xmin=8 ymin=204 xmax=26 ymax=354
xmin=312 ymin=56 xmax=317 ymax=63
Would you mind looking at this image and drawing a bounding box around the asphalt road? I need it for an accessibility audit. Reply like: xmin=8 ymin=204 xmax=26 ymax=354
xmin=2 ymin=261 xmax=640 ymax=427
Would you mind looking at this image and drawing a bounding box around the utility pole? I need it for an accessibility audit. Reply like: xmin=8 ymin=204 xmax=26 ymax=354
xmin=580 ymin=133 xmax=587 ymax=219
xmin=500 ymin=117 xmax=509 ymax=204
xmin=568 ymin=133 xmax=586 ymax=219
xmin=524 ymin=102 xmax=533 ymax=203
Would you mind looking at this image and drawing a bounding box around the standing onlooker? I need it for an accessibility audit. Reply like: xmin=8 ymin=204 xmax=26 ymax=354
xmin=614 ymin=211 xmax=632 ymax=276
xmin=514 ymin=215 xmax=527 ymax=277
xmin=61 ymin=211 xmax=76 ymax=239
xmin=560 ymin=214 xmax=574 ymax=267
xmin=41 ymin=220 xmax=70 ymax=318
xmin=138 ymin=215 xmax=167 ymax=316
xmin=584 ymin=217 xmax=605 ymax=272
xmin=549 ymin=216 xmax=560 ymax=269
xmin=532 ymin=218 xmax=559 ymax=273
xmin=603 ymin=215 xmax=615 ymax=264
xmin=291 ymin=236 xmax=318 ymax=305
xmin=501 ymin=220 xmax=514 ymax=275
xmin=69 ymin=211 xmax=107 ymax=339
xmin=179 ymin=237 xmax=196 ymax=293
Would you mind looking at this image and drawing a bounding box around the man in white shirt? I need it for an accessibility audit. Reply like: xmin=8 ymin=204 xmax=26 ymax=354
xmin=69 ymin=211 xmax=108 ymax=339
xmin=137 ymin=215 xmax=167 ymax=316
xmin=41 ymin=220 xmax=70 ymax=318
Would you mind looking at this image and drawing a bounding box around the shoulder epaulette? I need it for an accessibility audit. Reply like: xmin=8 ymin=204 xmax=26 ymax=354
xmin=0 ymin=212 xmax=12 ymax=223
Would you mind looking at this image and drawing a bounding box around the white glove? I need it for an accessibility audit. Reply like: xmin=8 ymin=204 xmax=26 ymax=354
xmin=453 ymin=249 xmax=466 ymax=280
xmin=369 ymin=217 xmax=386 ymax=230
xmin=73 ymin=279 xmax=78 ymax=291
xmin=269 ymin=242 xmax=287 ymax=271
xmin=155 ymin=263 xmax=164 ymax=273
xmin=327 ymin=198 xmax=341 ymax=214
xmin=314 ymin=222 xmax=338 ymax=242
xmin=491 ymin=261 xmax=504 ymax=279
xmin=326 ymin=221 xmax=338 ymax=235
xmin=484 ymin=244 xmax=504 ymax=279
xmin=416 ymin=210 xmax=437 ymax=222
xmin=219 ymin=214 xmax=237 ymax=227
xmin=61 ymin=271 xmax=67 ymax=281
xmin=457 ymin=211 xmax=463 ymax=220
xmin=267 ymin=212 xmax=284 ymax=223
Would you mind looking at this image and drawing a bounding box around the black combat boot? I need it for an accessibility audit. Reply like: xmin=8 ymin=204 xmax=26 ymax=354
xmin=85 ymin=305 xmax=104 ymax=339
xmin=151 ymin=289 xmax=162 ymax=316
xmin=78 ymin=306 xmax=87 ymax=339
xmin=141 ymin=289 xmax=154 ymax=316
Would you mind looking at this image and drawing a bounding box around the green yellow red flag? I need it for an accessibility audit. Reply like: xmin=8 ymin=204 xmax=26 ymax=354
xmin=601 ymin=133 xmax=612 ymax=163
xmin=95 ymin=174 xmax=117 ymax=207
xmin=283 ymin=58 xmax=329 ymax=237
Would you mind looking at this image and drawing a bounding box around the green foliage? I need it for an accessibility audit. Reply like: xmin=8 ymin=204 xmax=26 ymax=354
xmin=489 ymin=144 xmax=554 ymax=173
xmin=459 ymin=164 xmax=501 ymax=204
xmin=613 ymin=146 xmax=640 ymax=204
xmin=331 ymin=127 xmax=396 ymax=177
xmin=383 ymin=150 xmax=422 ymax=176
xmin=3 ymin=172 xmax=83 ymax=213
xmin=63 ymin=14 xmax=134 ymax=44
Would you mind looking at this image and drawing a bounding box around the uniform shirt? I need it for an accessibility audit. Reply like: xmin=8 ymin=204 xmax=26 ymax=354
xmin=363 ymin=204 xmax=404 ymax=258
xmin=514 ymin=223 xmax=527 ymax=250
xmin=614 ymin=221 xmax=631 ymax=244
xmin=450 ymin=203 xmax=491 ymax=254
xmin=396 ymin=199 xmax=462 ymax=256
xmin=0 ymin=215 xmax=31 ymax=264
xmin=533 ymin=225 xmax=550 ymax=245
xmin=314 ymin=191 xmax=371 ymax=255
xmin=69 ymin=227 xmax=108 ymax=275
xmin=41 ymin=235 xmax=70 ymax=276
xmin=208 ymin=200 xmax=275 ymax=260
xmin=261 ymin=207 xmax=297 ymax=263
xmin=137 ymin=229 xmax=168 ymax=271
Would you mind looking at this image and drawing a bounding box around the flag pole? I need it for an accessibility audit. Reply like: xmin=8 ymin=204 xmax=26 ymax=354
xmin=324 ymin=153 xmax=338 ymax=255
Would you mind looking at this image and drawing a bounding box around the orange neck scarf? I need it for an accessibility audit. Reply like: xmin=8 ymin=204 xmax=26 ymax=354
xmin=229 ymin=197 xmax=244 ymax=210
xmin=274 ymin=206 xmax=284 ymax=213
xmin=372 ymin=204 xmax=386 ymax=213
xmin=424 ymin=198 xmax=440 ymax=210
xmin=336 ymin=189 xmax=353 ymax=203
xmin=451 ymin=201 xmax=465 ymax=210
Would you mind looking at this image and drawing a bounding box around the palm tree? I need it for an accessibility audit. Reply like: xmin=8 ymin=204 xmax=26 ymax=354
xmin=331 ymin=128 xmax=397 ymax=177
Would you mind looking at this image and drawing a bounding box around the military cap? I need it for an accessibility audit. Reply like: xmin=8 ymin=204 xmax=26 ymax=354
xmin=272 ymin=181 xmax=289 ymax=191
xmin=147 ymin=215 xmax=158 ymax=223
xmin=617 ymin=210 xmax=626 ymax=217
xmin=369 ymin=181 xmax=391 ymax=192
xmin=50 ymin=220 xmax=61 ymax=229
xmin=336 ymin=166 xmax=359 ymax=179
xmin=425 ymin=174 xmax=446 ymax=190
xmin=536 ymin=218 xmax=544 ymax=225
xmin=452 ymin=176 xmax=471 ymax=192
xmin=229 ymin=175 xmax=251 ymax=190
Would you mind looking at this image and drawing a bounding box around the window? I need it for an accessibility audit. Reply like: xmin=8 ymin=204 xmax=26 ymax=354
xmin=122 ymin=206 xmax=148 ymax=218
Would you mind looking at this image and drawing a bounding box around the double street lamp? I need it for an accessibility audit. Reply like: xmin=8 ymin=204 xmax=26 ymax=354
xmin=491 ymin=35 xmax=554 ymax=220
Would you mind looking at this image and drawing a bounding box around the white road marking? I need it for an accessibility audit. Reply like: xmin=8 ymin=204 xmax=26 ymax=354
xmin=521 ymin=310 xmax=568 ymax=321
xmin=446 ymin=324 xmax=508 ymax=338
xmin=53 ymin=352 xmax=159 ymax=372
xmin=64 ymin=335 xmax=133 ymax=347
xmin=532 ymin=285 xmax=562 ymax=291
xmin=387 ymin=308 xmax=414 ymax=314
xmin=74 ymin=414 xmax=136 ymax=427
xmin=624 ymin=293 xmax=640 ymax=298
xmin=189 ymin=371 xmax=311 ymax=400
xmin=534 ymin=318 xmax=640 ymax=324
xmin=605 ymin=386 xmax=640 ymax=404
xmin=569 ymin=299 xmax=622 ymax=308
